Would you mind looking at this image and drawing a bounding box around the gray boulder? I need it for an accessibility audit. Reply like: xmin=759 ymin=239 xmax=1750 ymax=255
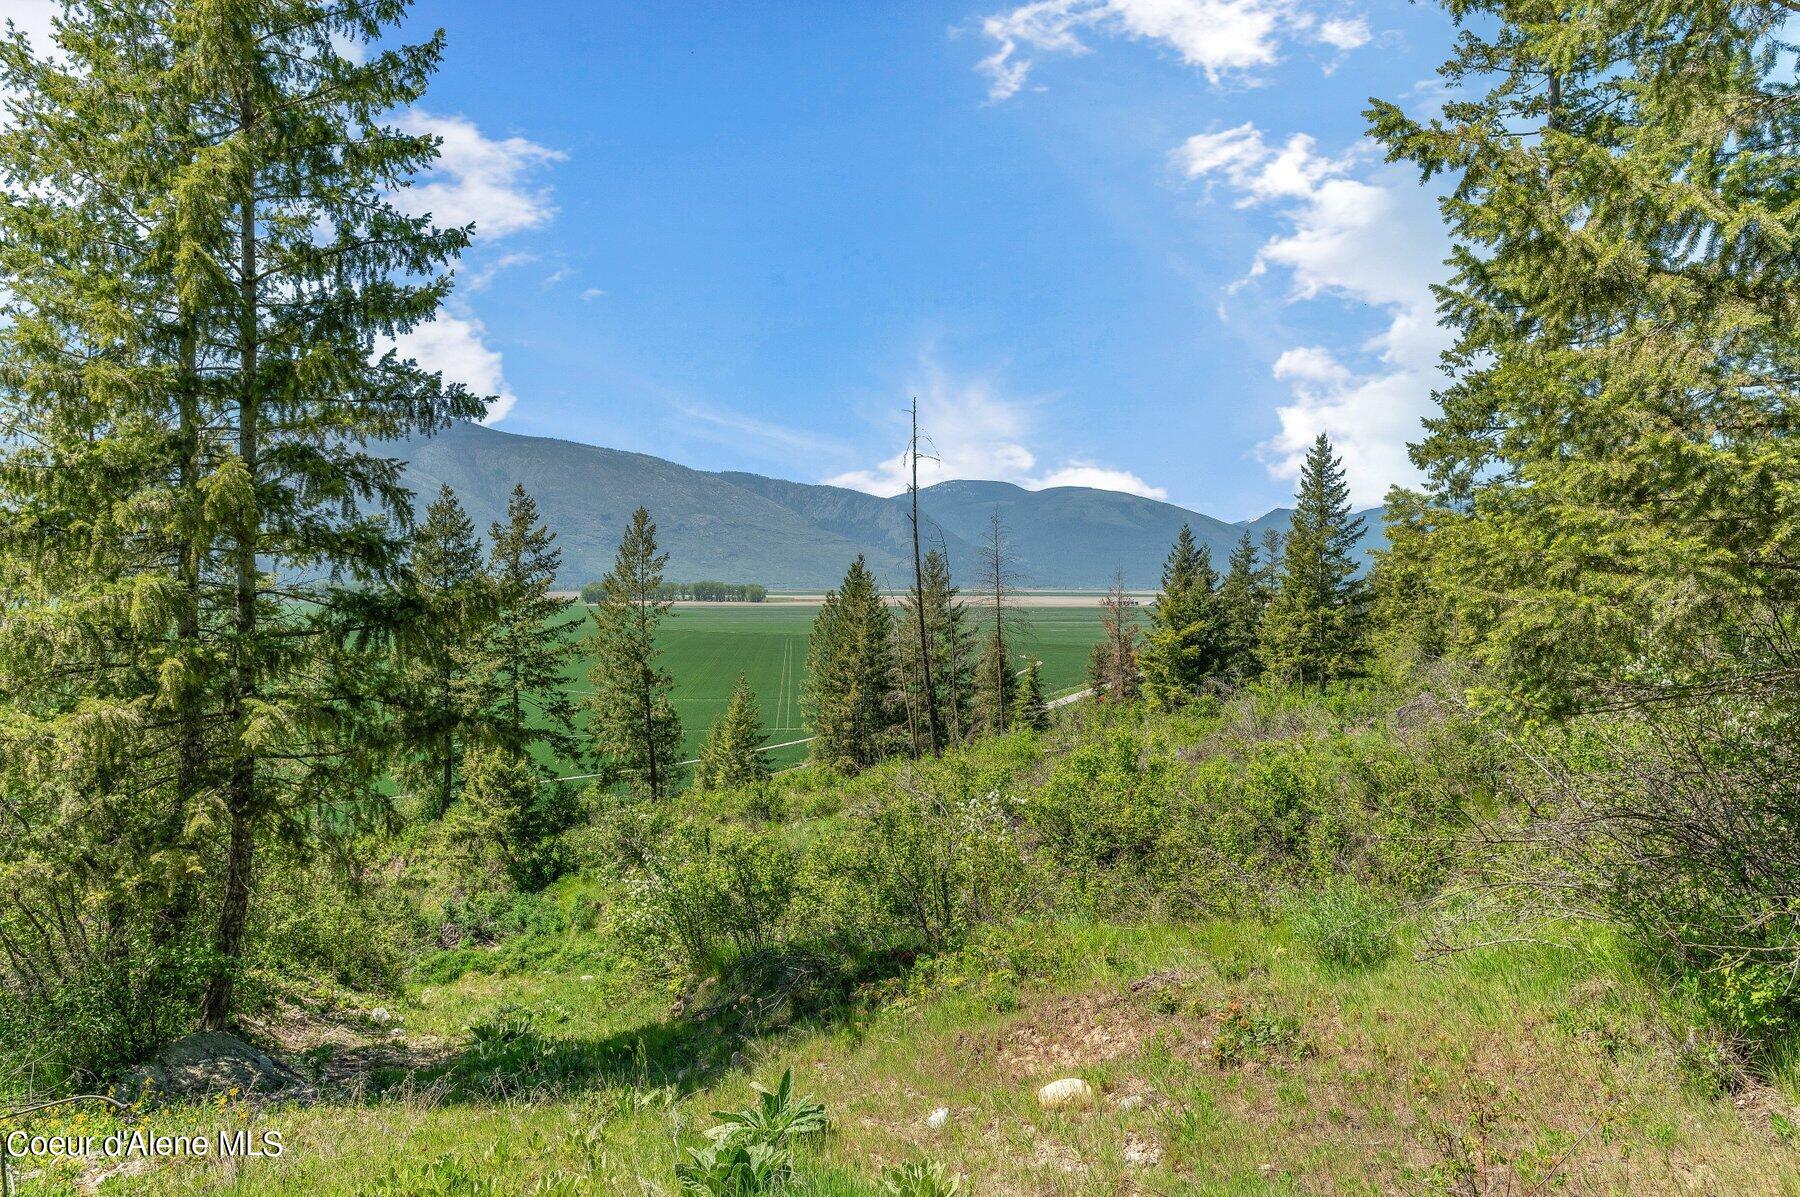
xmin=127 ymin=1032 xmax=309 ymax=1104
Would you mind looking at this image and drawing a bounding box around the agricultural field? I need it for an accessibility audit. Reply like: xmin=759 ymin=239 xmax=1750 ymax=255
xmin=552 ymin=600 xmax=1134 ymax=773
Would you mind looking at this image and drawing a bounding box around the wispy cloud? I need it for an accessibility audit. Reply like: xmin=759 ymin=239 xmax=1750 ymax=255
xmin=384 ymin=114 xmax=565 ymax=425
xmin=675 ymin=399 xmax=852 ymax=460
xmin=972 ymin=0 xmax=1370 ymax=102
xmin=461 ymin=250 xmax=538 ymax=293
xmin=827 ymin=362 xmax=1169 ymax=500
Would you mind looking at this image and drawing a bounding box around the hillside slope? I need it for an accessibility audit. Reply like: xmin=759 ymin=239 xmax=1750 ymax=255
xmin=396 ymin=422 xmax=1384 ymax=588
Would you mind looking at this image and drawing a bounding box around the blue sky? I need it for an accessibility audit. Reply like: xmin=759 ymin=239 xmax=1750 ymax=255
xmin=11 ymin=0 xmax=1464 ymax=517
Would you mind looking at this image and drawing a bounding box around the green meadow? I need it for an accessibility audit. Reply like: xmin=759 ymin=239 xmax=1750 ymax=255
xmin=551 ymin=601 xmax=1131 ymax=773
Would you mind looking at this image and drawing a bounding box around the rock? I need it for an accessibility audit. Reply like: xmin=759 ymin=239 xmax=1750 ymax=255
xmin=1036 ymin=1077 xmax=1095 ymax=1110
xmin=1123 ymin=1132 xmax=1162 ymax=1167
xmin=580 ymin=974 xmax=595 ymax=982
xmin=127 ymin=1032 xmax=309 ymax=1104
xmin=729 ymin=1050 xmax=749 ymax=1070
xmin=926 ymin=1107 xmax=950 ymax=1129
xmin=369 ymin=1007 xmax=391 ymax=1025
xmin=1117 ymin=1094 xmax=1144 ymax=1111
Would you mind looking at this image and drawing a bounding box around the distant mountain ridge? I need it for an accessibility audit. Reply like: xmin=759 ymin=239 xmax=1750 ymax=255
xmin=396 ymin=421 xmax=1386 ymax=590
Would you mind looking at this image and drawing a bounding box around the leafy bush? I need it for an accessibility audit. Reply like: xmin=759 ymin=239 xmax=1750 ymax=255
xmin=677 ymin=1068 xmax=828 ymax=1195
xmin=837 ymin=769 xmax=1027 ymax=952
xmin=1290 ymin=880 xmax=1394 ymax=970
xmin=622 ymin=825 xmax=797 ymax=982
xmin=1029 ymin=728 xmax=1182 ymax=877
xmin=0 ymin=935 xmax=214 ymax=1091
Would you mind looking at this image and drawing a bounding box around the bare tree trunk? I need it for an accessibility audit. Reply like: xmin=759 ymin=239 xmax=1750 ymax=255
xmin=908 ymin=399 xmax=943 ymax=756
xmin=205 ymin=124 xmax=259 ymax=1031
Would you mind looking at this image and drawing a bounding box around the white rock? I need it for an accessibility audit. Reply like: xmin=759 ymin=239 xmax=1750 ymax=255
xmin=580 ymin=975 xmax=595 ymax=982
xmin=369 ymin=1007 xmax=391 ymax=1025
xmin=925 ymin=1107 xmax=950 ymax=1129
xmin=1036 ymin=1077 xmax=1095 ymax=1110
xmin=1117 ymin=1094 xmax=1144 ymax=1111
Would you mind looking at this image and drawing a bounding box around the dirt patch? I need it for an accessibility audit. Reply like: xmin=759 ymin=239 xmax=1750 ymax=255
xmin=991 ymin=990 xmax=1168 ymax=1081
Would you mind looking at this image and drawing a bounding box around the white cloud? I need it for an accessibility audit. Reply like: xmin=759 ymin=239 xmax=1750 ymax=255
xmin=973 ymin=0 xmax=1370 ymax=101
xmin=1181 ymin=122 xmax=1450 ymax=505
xmin=390 ymin=309 xmax=519 ymax=425
xmin=581 ymin=287 xmax=606 ymax=301
xmin=1173 ymin=123 xmax=1349 ymax=201
xmin=827 ymin=366 xmax=1168 ymax=500
xmin=1036 ymin=462 xmax=1170 ymax=497
xmin=1316 ymin=15 xmax=1369 ymax=49
xmin=393 ymin=110 xmax=565 ymax=239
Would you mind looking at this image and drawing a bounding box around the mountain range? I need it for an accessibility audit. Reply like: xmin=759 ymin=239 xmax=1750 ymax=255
xmin=397 ymin=421 xmax=1386 ymax=590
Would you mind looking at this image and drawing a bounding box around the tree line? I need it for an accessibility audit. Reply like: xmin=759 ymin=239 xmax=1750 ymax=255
xmin=578 ymin=580 xmax=767 ymax=604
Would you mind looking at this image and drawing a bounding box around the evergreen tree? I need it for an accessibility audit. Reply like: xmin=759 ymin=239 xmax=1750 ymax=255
xmin=449 ymin=746 xmax=578 ymax=892
xmin=0 ymin=0 xmax=483 ymax=1029
xmin=804 ymin=557 xmax=901 ymax=772
xmin=1087 ymin=570 xmax=1142 ymax=703
xmin=1140 ymin=525 xmax=1224 ymax=708
xmin=1367 ymin=0 xmax=1800 ymax=719
xmin=1215 ymin=531 xmax=1263 ymax=679
xmin=694 ymin=675 xmax=773 ymax=792
xmin=1012 ymin=659 xmax=1050 ymax=732
xmin=1366 ymin=488 xmax=1448 ymax=683
xmin=466 ymin=486 xmax=584 ymax=770
xmin=897 ymin=547 xmax=976 ymax=751
xmin=1259 ymin=434 xmax=1366 ymax=689
xmin=403 ymin=486 xmax=491 ymax=818
xmin=973 ymin=514 xmax=1027 ymax=735
xmin=587 ymin=507 xmax=683 ymax=798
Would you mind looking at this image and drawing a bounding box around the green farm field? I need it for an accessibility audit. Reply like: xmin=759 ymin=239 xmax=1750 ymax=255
xmin=553 ymin=601 xmax=1133 ymax=773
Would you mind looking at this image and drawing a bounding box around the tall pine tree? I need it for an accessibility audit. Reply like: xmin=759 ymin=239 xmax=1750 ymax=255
xmin=804 ymin=557 xmax=901 ymax=772
xmin=402 ymin=486 xmax=491 ymax=818
xmin=0 ymin=0 xmax=485 ymax=1030
xmin=1368 ymin=0 xmax=1800 ymax=720
xmin=1140 ymin=525 xmax=1224 ymax=708
xmin=465 ymin=485 xmax=584 ymax=770
xmin=1259 ymin=434 xmax=1366 ymax=689
xmin=1215 ymin=531 xmax=1263 ymax=680
xmin=586 ymin=507 xmax=683 ymax=798
xmin=897 ymin=547 xmax=976 ymax=750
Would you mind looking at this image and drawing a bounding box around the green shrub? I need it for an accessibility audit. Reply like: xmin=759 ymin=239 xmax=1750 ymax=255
xmin=622 ymin=825 xmax=797 ymax=982
xmin=1029 ymin=728 xmax=1183 ymax=878
xmin=0 ymin=936 xmax=215 ymax=1091
xmin=1209 ymin=1001 xmax=1311 ymax=1067
xmin=1290 ymin=880 xmax=1395 ymax=970
xmin=829 ymin=758 xmax=1028 ymax=952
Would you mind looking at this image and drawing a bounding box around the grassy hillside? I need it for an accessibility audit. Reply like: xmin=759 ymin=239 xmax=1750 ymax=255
xmin=14 ymin=690 xmax=1796 ymax=1196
